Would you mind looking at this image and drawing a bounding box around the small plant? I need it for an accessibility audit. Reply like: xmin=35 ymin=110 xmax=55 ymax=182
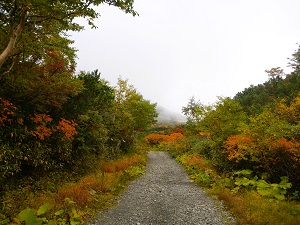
xmin=231 ymin=170 xmax=292 ymax=201
xmin=193 ymin=171 xmax=211 ymax=187
xmin=176 ymin=154 xmax=187 ymax=164
xmin=0 ymin=213 xmax=10 ymax=225
xmin=292 ymin=191 xmax=300 ymax=200
xmin=10 ymin=199 xmax=83 ymax=225
xmin=125 ymin=166 xmax=145 ymax=178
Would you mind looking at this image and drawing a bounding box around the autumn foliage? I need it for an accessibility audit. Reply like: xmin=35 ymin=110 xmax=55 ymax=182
xmin=224 ymin=135 xmax=300 ymax=182
xmin=0 ymin=99 xmax=16 ymax=125
xmin=181 ymin=61 xmax=300 ymax=189
xmin=29 ymin=114 xmax=77 ymax=141
xmin=145 ymin=133 xmax=185 ymax=146
xmin=0 ymin=70 xmax=157 ymax=181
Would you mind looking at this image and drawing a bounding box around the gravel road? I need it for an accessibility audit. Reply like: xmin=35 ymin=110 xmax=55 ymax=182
xmin=92 ymin=151 xmax=235 ymax=225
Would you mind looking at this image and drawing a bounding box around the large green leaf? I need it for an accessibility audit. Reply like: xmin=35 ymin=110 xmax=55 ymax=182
xmin=17 ymin=209 xmax=42 ymax=225
xmin=257 ymin=189 xmax=271 ymax=196
xmin=274 ymin=194 xmax=286 ymax=201
xmin=54 ymin=210 xmax=65 ymax=216
xmin=37 ymin=204 xmax=54 ymax=216
xmin=47 ymin=220 xmax=56 ymax=225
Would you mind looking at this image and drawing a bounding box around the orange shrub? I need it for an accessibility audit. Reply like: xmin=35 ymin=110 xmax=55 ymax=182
xmin=145 ymin=133 xmax=168 ymax=145
xmin=268 ymin=138 xmax=300 ymax=176
xmin=145 ymin=133 xmax=185 ymax=145
xmin=29 ymin=114 xmax=77 ymax=140
xmin=56 ymin=118 xmax=77 ymax=140
xmin=168 ymin=132 xmax=185 ymax=141
xmin=57 ymin=173 xmax=119 ymax=206
xmin=102 ymin=155 xmax=143 ymax=173
xmin=183 ymin=154 xmax=209 ymax=170
xmin=102 ymin=164 xmax=116 ymax=173
xmin=0 ymin=99 xmax=16 ymax=125
xmin=223 ymin=135 xmax=254 ymax=163
xmin=224 ymin=134 xmax=300 ymax=184
xmin=57 ymin=184 xmax=92 ymax=206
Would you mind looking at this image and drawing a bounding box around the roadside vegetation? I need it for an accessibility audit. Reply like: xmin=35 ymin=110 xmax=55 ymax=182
xmin=144 ymin=46 xmax=300 ymax=224
xmin=145 ymin=125 xmax=300 ymax=225
xmin=1 ymin=1 xmax=300 ymax=224
xmin=0 ymin=149 xmax=148 ymax=225
xmin=0 ymin=69 xmax=156 ymax=224
xmin=0 ymin=1 xmax=158 ymax=224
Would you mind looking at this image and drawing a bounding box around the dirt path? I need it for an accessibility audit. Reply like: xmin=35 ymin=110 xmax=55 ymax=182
xmin=91 ymin=151 xmax=235 ymax=225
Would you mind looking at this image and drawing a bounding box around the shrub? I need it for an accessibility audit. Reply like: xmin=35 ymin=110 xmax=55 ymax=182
xmin=144 ymin=133 xmax=185 ymax=146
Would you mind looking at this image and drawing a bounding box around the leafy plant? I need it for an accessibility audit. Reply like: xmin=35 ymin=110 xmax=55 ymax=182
xmin=193 ymin=171 xmax=211 ymax=187
xmin=231 ymin=170 xmax=292 ymax=201
xmin=176 ymin=154 xmax=187 ymax=164
xmin=125 ymin=166 xmax=145 ymax=178
xmin=12 ymin=200 xmax=83 ymax=225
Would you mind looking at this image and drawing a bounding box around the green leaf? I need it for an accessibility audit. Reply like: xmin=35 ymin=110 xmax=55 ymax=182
xmin=241 ymin=169 xmax=253 ymax=175
xmin=235 ymin=177 xmax=252 ymax=187
xmin=64 ymin=198 xmax=76 ymax=204
xmin=54 ymin=210 xmax=65 ymax=216
xmin=47 ymin=220 xmax=56 ymax=225
xmin=71 ymin=209 xmax=79 ymax=219
xmin=70 ymin=221 xmax=79 ymax=225
xmin=256 ymin=179 xmax=269 ymax=188
xmin=257 ymin=189 xmax=271 ymax=196
xmin=280 ymin=176 xmax=289 ymax=183
xmin=0 ymin=219 xmax=10 ymax=225
xmin=17 ymin=209 xmax=36 ymax=221
xmin=37 ymin=204 xmax=54 ymax=216
xmin=17 ymin=209 xmax=43 ymax=225
xmin=274 ymin=194 xmax=285 ymax=201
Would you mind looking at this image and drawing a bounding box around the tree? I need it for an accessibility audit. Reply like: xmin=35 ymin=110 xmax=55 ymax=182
xmin=199 ymin=97 xmax=247 ymax=143
xmin=108 ymin=78 xmax=158 ymax=152
xmin=63 ymin=70 xmax=115 ymax=158
xmin=265 ymin=67 xmax=285 ymax=79
xmin=0 ymin=0 xmax=137 ymax=70
xmin=288 ymin=44 xmax=300 ymax=72
xmin=182 ymin=96 xmax=213 ymax=134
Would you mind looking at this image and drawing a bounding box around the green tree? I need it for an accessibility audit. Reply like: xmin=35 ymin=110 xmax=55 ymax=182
xmin=0 ymin=0 xmax=137 ymax=69
xmin=182 ymin=96 xmax=213 ymax=134
xmin=199 ymin=97 xmax=247 ymax=143
xmin=181 ymin=97 xmax=246 ymax=163
xmin=234 ymin=45 xmax=300 ymax=116
xmin=108 ymin=78 xmax=158 ymax=153
xmin=63 ymin=70 xmax=115 ymax=159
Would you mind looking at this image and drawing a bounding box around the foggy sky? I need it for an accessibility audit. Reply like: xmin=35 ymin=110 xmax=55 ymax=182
xmin=70 ymin=0 xmax=300 ymax=115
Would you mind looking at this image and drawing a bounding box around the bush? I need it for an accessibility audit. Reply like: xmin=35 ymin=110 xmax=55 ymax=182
xmin=144 ymin=133 xmax=185 ymax=146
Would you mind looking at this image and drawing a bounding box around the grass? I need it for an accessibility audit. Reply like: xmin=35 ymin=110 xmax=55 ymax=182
xmin=210 ymin=188 xmax=300 ymax=225
xmin=0 ymin=152 xmax=147 ymax=224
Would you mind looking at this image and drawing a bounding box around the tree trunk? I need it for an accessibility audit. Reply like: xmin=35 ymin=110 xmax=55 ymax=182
xmin=0 ymin=8 xmax=27 ymax=69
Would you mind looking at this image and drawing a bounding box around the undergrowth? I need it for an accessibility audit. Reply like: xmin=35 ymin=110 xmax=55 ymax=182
xmin=0 ymin=148 xmax=147 ymax=225
xmin=169 ymin=149 xmax=300 ymax=225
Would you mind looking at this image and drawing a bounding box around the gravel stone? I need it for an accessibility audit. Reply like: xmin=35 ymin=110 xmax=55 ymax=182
xmin=91 ymin=151 xmax=236 ymax=225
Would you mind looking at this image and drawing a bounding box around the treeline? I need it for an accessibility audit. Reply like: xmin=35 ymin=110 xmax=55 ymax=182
xmin=0 ymin=0 xmax=157 ymax=184
xmin=182 ymin=45 xmax=300 ymax=191
xmin=0 ymin=69 xmax=157 ymax=180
